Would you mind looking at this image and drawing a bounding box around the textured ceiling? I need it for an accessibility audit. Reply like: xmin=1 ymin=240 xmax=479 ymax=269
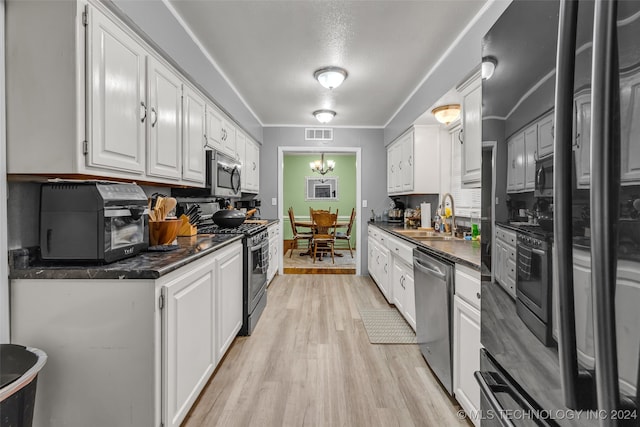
xmin=168 ymin=0 xmax=487 ymax=127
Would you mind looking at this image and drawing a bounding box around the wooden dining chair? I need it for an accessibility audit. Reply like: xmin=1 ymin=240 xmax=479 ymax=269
xmin=311 ymin=209 xmax=338 ymax=263
xmin=288 ymin=207 xmax=313 ymax=257
xmin=335 ymin=207 xmax=356 ymax=258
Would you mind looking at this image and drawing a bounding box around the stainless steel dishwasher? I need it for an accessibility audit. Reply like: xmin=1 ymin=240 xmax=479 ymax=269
xmin=413 ymin=247 xmax=455 ymax=395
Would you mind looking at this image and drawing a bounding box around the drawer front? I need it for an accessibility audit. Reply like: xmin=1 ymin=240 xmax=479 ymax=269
xmin=455 ymin=264 xmax=481 ymax=310
xmin=368 ymin=225 xmax=386 ymax=245
xmin=386 ymin=235 xmax=415 ymax=265
xmin=506 ymin=258 xmax=517 ymax=281
xmin=496 ymin=227 xmax=517 ymax=247
xmin=268 ymin=224 xmax=279 ymax=239
xmin=507 ymin=247 xmax=517 ymax=262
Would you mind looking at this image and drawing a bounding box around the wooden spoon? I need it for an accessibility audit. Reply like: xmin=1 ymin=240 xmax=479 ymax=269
xmin=163 ymin=197 xmax=177 ymax=219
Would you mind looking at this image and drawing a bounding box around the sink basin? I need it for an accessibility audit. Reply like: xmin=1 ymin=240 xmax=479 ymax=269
xmin=412 ymin=235 xmax=461 ymax=241
xmin=392 ymin=229 xmax=461 ymax=241
xmin=392 ymin=229 xmax=436 ymax=238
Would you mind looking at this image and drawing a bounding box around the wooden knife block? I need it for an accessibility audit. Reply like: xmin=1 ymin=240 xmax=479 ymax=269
xmin=178 ymin=215 xmax=197 ymax=236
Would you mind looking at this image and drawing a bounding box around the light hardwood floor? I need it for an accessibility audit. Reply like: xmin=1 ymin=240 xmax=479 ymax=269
xmin=183 ymin=274 xmax=470 ymax=427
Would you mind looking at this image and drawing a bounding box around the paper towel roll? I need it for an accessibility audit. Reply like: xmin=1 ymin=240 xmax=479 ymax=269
xmin=420 ymin=203 xmax=431 ymax=228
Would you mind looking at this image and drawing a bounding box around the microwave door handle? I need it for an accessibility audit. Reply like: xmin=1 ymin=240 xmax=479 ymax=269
xmin=231 ymin=166 xmax=241 ymax=193
xmin=592 ymin=0 xmax=631 ymax=417
xmin=554 ymin=0 xmax=597 ymax=411
xmin=536 ymin=164 xmax=545 ymax=191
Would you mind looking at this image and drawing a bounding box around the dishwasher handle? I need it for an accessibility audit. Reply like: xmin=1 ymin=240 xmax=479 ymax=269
xmin=414 ymin=257 xmax=446 ymax=280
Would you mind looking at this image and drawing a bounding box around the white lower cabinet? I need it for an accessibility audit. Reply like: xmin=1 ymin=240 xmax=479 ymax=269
xmin=215 ymin=243 xmax=244 ymax=363
xmin=267 ymin=223 xmax=280 ymax=283
xmin=392 ymin=258 xmax=416 ymax=330
xmin=163 ymin=257 xmax=216 ymax=427
xmin=453 ymin=264 xmax=481 ymax=426
xmin=368 ymin=226 xmax=391 ymax=302
xmin=10 ymin=241 xmax=243 ymax=427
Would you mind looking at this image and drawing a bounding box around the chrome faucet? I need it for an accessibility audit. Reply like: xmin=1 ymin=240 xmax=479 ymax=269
xmin=441 ymin=193 xmax=456 ymax=236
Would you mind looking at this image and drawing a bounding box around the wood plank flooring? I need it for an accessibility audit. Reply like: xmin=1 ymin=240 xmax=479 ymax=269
xmin=182 ymin=274 xmax=470 ymax=427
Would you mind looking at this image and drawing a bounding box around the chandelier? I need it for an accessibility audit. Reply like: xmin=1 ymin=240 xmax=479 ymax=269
xmin=310 ymin=153 xmax=335 ymax=175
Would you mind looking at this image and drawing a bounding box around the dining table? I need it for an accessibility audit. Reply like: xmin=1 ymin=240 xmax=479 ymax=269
xmin=294 ymin=219 xmax=350 ymax=258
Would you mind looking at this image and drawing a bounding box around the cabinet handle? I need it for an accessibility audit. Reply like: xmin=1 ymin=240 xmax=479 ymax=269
xmin=253 ymin=162 xmax=256 ymax=171
xmin=399 ymin=161 xmax=403 ymax=170
xmin=476 ymin=292 xmax=481 ymax=300
xmin=534 ymin=149 xmax=538 ymax=162
xmin=150 ymin=107 xmax=158 ymax=127
xmin=140 ymin=101 xmax=147 ymax=123
xmin=391 ymin=165 xmax=395 ymax=172
xmin=408 ymin=155 xmax=412 ymax=166
xmin=512 ymin=159 xmax=516 ymax=168
xmin=203 ymin=134 xmax=207 ymax=147
xmin=376 ymin=255 xmax=380 ymax=265
xmin=551 ymin=125 xmax=555 ymax=139
xmin=384 ymin=264 xmax=388 ymax=273
xmin=458 ymin=129 xmax=464 ymax=144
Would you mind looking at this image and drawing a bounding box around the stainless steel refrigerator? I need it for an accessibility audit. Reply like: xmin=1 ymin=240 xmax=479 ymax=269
xmin=479 ymin=1 xmax=640 ymax=426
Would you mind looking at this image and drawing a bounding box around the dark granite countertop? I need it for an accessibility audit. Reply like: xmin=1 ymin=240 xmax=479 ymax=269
xmin=369 ymin=222 xmax=484 ymax=273
xmin=10 ymin=234 xmax=244 ymax=280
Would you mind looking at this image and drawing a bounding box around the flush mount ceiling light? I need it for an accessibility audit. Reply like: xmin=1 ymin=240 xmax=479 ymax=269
xmin=314 ymin=66 xmax=348 ymax=89
xmin=313 ymin=109 xmax=336 ymax=124
xmin=482 ymin=56 xmax=497 ymax=80
xmin=431 ymin=104 xmax=461 ymax=125
xmin=310 ymin=153 xmax=335 ymax=175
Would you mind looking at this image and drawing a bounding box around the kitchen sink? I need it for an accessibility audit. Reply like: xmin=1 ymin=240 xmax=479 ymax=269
xmin=392 ymin=229 xmax=462 ymax=241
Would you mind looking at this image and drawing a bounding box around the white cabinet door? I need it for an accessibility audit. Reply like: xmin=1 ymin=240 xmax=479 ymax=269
xmin=163 ymin=259 xmax=216 ymax=427
xmin=368 ymin=236 xmax=377 ymax=282
xmin=147 ymin=56 xmax=182 ymax=180
xmin=574 ymin=92 xmax=591 ymax=189
xmin=222 ymin=119 xmax=237 ymax=158
xmin=460 ymin=73 xmax=482 ymax=188
xmin=401 ymin=132 xmax=414 ymax=192
xmin=493 ymin=238 xmax=504 ymax=286
xmin=524 ymin=124 xmax=538 ymax=191
xmin=88 ymin=7 xmax=146 ymax=174
xmin=216 ymin=242 xmax=243 ymax=362
xmin=392 ymin=258 xmax=415 ymax=330
xmin=182 ymin=85 xmax=206 ymax=184
xmin=620 ymin=72 xmax=640 ymax=184
xmin=205 ymin=104 xmax=224 ymax=153
xmin=244 ymin=138 xmax=260 ymax=193
xmin=387 ymin=149 xmax=394 ymax=193
xmin=537 ymin=112 xmax=554 ymax=159
xmin=388 ymin=142 xmax=402 ymax=194
xmin=376 ymin=244 xmax=391 ymax=302
xmin=507 ymin=132 xmax=525 ymax=192
xmin=453 ymin=295 xmax=481 ymax=426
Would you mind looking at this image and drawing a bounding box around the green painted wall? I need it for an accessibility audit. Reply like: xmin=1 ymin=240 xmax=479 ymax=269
xmin=283 ymin=153 xmax=356 ymax=246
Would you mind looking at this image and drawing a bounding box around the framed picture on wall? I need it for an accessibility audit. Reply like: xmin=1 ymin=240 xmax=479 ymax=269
xmin=305 ymin=176 xmax=338 ymax=201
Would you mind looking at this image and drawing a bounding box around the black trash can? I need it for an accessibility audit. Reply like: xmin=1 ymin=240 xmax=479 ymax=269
xmin=0 ymin=344 xmax=47 ymax=427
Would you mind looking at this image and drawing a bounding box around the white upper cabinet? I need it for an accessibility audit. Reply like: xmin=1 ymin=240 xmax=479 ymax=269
xmin=244 ymin=137 xmax=260 ymax=193
xmin=574 ymin=91 xmax=592 ymax=189
xmin=620 ymin=71 xmax=640 ymax=184
xmin=457 ymin=71 xmax=482 ymax=188
xmin=523 ymin=123 xmax=537 ymax=191
xmin=537 ymin=112 xmax=554 ymax=159
xmin=506 ymin=132 xmax=525 ymax=192
xmin=146 ymin=56 xmax=183 ymax=180
xmin=182 ymin=84 xmax=207 ymax=185
xmin=387 ymin=125 xmax=446 ymax=195
xmin=88 ymin=5 xmax=147 ymax=175
xmin=5 ymin=1 xmax=246 ymax=188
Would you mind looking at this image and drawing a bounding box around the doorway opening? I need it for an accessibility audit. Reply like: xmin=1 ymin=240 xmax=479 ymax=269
xmin=277 ymin=147 xmax=362 ymax=275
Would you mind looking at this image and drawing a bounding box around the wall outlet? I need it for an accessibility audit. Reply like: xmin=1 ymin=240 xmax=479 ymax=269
xmin=362 ymin=200 xmax=368 ymax=207
xmin=271 ymin=198 xmax=277 ymax=206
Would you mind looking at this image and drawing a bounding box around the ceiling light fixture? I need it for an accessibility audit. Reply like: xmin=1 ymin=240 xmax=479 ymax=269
xmin=310 ymin=153 xmax=335 ymax=175
xmin=481 ymin=56 xmax=497 ymax=80
xmin=431 ymin=104 xmax=461 ymax=125
xmin=314 ymin=66 xmax=348 ymax=89
xmin=313 ymin=109 xmax=336 ymax=124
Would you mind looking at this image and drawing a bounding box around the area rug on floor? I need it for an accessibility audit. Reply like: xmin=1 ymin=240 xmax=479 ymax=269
xmin=359 ymin=308 xmax=417 ymax=344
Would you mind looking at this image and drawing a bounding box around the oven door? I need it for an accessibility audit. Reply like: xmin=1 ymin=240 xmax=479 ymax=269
xmin=516 ymin=237 xmax=553 ymax=345
xmin=247 ymin=238 xmax=269 ymax=313
xmin=103 ymin=207 xmax=149 ymax=262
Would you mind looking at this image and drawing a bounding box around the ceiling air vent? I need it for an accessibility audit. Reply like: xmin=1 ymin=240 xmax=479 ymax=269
xmin=305 ymin=128 xmax=333 ymax=141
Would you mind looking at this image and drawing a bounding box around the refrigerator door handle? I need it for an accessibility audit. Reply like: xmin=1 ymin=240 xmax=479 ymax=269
xmin=554 ymin=0 xmax=597 ymax=411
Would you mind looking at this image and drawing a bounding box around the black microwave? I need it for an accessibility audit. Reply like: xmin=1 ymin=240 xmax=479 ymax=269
xmin=534 ymin=156 xmax=553 ymax=198
xmin=173 ymin=150 xmax=241 ymax=198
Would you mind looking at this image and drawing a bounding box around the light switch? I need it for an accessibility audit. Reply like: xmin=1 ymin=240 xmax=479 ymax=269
xmin=362 ymin=200 xmax=368 ymax=207
xmin=271 ymin=198 xmax=277 ymax=206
